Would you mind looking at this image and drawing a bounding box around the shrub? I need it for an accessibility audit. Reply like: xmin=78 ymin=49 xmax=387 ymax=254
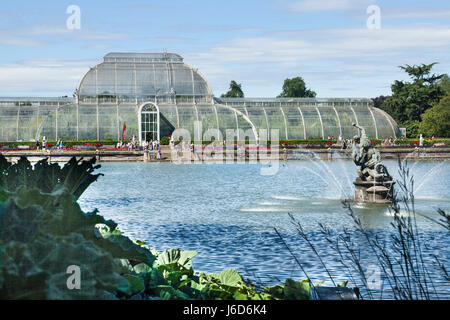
xmin=400 ymin=120 xmax=420 ymax=138
xmin=160 ymin=137 xmax=170 ymax=145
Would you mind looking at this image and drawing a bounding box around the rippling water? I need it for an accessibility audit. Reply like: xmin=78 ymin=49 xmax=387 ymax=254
xmin=79 ymin=159 xmax=450 ymax=299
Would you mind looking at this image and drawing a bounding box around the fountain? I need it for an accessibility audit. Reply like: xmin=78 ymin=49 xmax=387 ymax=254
xmin=351 ymin=123 xmax=395 ymax=204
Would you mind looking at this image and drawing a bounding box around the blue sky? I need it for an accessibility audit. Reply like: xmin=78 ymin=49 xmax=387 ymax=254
xmin=0 ymin=0 xmax=449 ymax=97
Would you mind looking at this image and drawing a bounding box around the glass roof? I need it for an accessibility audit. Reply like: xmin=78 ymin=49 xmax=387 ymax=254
xmin=77 ymin=53 xmax=213 ymax=99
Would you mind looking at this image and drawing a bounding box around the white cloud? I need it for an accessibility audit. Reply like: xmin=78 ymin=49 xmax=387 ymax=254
xmin=0 ymin=25 xmax=129 ymax=47
xmin=188 ymin=25 xmax=450 ymax=64
xmin=0 ymin=37 xmax=46 ymax=47
xmin=382 ymin=8 xmax=450 ymax=20
xmin=0 ymin=59 xmax=96 ymax=96
xmin=184 ymin=24 xmax=450 ymax=97
xmin=286 ymin=0 xmax=373 ymax=13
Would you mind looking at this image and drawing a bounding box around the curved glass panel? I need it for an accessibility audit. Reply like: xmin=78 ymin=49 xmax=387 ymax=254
xmin=58 ymin=104 xmax=78 ymax=140
xmin=231 ymin=106 xmax=248 ymax=117
xmin=18 ymin=105 xmax=39 ymax=141
xmin=0 ymin=106 xmax=19 ymax=141
xmin=98 ymin=104 xmax=118 ymax=140
xmin=264 ymin=107 xmax=288 ymax=140
xmin=171 ymin=64 xmax=195 ymax=95
xmin=319 ymin=107 xmax=340 ymax=139
xmin=78 ymin=104 xmax=98 ymax=140
xmin=117 ymin=64 xmax=136 ymax=98
xmin=197 ymin=104 xmax=218 ymax=135
xmin=372 ymin=107 xmax=398 ymax=138
xmin=177 ymin=104 xmax=197 ymax=137
xmin=216 ymin=105 xmax=238 ymax=138
xmin=97 ymin=64 xmax=115 ymax=96
xmin=236 ymin=113 xmax=254 ymax=138
xmin=153 ymin=63 xmax=170 ymax=95
xmin=135 ymin=64 xmax=156 ymax=97
xmin=300 ymin=107 xmax=323 ymax=139
xmin=245 ymin=106 xmax=268 ymax=132
xmin=118 ymin=104 xmax=138 ymax=139
xmin=37 ymin=106 xmax=56 ymax=141
xmin=353 ymin=106 xmax=377 ymax=138
xmin=281 ymin=107 xmax=305 ymax=140
xmin=335 ymin=107 xmax=358 ymax=139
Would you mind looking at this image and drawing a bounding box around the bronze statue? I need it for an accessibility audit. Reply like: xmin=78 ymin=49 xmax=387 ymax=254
xmin=352 ymin=123 xmax=392 ymax=182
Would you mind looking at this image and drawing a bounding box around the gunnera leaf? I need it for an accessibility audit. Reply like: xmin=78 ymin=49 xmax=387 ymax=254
xmin=283 ymin=279 xmax=311 ymax=300
xmin=36 ymin=233 xmax=127 ymax=300
xmin=215 ymin=269 xmax=244 ymax=288
xmin=0 ymin=199 xmax=43 ymax=243
xmin=0 ymin=241 xmax=50 ymax=299
xmin=154 ymin=249 xmax=198 ymax=271
xmin=0 ymin=155 xmax=103 ymax=200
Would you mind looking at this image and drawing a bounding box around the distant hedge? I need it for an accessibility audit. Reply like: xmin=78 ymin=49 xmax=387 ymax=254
xmin=0 ymin=140 xmax=119 ymax=149
xmin=1 ymin=138 xmax=449 ymax=150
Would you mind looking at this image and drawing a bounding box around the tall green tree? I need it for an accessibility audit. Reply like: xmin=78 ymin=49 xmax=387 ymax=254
xmin=221 ymin=80 xmax=244 ymax=98
xmin=372 ymin=95 xmax=390 ymax=109
xmin=278 ymin=77 xmax=316 ymax=98
xmin=380 ymin=63 xmax=445 ymax=123
xmin=419 ymin=92 xmax=450 ymax=137
xmin=439 ymin=74 xmax=450 ymax=95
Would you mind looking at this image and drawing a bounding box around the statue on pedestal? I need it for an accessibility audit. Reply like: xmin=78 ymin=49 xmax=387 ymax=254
xmin=352 ymin=123 xmax=392 ymax=182
xmin=351 ymin=123 xmax=394 ymax=203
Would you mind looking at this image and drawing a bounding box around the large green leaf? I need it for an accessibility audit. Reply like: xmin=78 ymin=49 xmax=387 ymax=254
xmin=283 ymin=279 xmax=311 ymax=300
xmin=215 ymin=269 xmax=243 ymax=288
xmin=122 ymin=275 xmax=145 ymax=295
xmin=0 ymin=155 xmax=102 ymax=200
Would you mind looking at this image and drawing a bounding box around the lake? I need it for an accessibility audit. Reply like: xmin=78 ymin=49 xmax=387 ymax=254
xmin=79 ymin=158 xmax=450 ymax=299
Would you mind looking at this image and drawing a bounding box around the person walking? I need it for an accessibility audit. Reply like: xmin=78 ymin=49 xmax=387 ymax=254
xmin=156 ymin=148 xmax=161 ymax=160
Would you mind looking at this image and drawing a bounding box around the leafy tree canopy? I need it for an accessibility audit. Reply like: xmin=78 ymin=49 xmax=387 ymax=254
xmin=278 ymin=77 xmax=316 ymax=98
xmin=372 ymin=95 xmax=390 ymax=109
xmin=380 ymin=63 xmax=445 ymax=123
xmin=221 ymin=80 xmax=244 ymax=98
xmin=439 ymin=74 xmax=450 ymax=95
xmin=419 ymin=94 xmax=450 ymax=137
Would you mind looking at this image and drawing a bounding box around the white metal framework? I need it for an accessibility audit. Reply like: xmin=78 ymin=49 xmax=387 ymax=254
xmin=0 ymin=53 xmax=401 ymax=142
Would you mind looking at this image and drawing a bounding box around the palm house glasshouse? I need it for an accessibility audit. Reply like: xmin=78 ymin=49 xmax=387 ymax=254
xmin=0 ymin=52 xmax=400 ymax=142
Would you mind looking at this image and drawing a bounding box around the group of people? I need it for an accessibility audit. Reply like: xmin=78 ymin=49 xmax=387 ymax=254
xmin=117 ymin=136 xmax=162 ymax=160
xmin=143 ymin=139 xmax=162 ymax=160
xmin=336 ymin=135 xmax=351 ymax=150
xmin=34 ymin=136 xmax=64 ymax=151
xmin=381 ymin=136 xmax=396 ymax=146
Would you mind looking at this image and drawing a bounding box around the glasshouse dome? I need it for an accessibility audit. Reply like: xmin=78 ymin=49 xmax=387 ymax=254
xmin=0 ymin=52 xmax=400 ymax=142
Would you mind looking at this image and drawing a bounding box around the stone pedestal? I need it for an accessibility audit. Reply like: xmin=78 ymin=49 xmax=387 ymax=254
xmin=353 ymin=179 xmax=395 ymax=204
